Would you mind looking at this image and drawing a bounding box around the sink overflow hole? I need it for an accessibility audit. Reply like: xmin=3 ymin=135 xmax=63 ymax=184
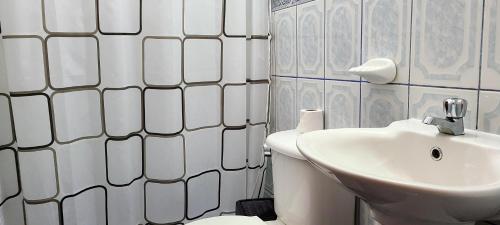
xmin=430 ymin=147 xmax=442 ymax=161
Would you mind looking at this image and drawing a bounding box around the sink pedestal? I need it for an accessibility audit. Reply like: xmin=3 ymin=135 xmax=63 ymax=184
xmin=372 ymin=210 xmax=475 ymax=225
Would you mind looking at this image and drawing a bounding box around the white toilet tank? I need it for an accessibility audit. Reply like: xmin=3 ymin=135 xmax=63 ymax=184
xmin=265 ymin=130 xmax=355 ymax=225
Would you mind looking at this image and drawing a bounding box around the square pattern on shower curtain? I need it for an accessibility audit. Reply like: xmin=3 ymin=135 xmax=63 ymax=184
xmin=0 ymin=0 xmax=270 ymax=224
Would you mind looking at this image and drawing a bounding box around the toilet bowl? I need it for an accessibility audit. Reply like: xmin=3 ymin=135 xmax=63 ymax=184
xmin=187 ymin=130 xmax=355 ymax=225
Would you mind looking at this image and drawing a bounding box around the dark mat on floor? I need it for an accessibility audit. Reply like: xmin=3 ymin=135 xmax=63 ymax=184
xmin=236 ymin=198 xmax=277 ymax=221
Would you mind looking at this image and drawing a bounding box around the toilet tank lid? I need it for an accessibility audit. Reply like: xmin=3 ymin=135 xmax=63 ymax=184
xmin=265 ymin=130 xmax=306 ymax=160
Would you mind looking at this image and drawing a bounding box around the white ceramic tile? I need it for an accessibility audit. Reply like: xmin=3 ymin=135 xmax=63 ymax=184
xmin=222 ymin=128 xmax=247 ymax=170
xmin=481 ymin=0 xmax=500 ymax=90
xmin=325 ymin=0 xmax=361 ymax=80
xmin=0 ymin=196 xmax=25 ymax=225
xmin=106 ymin=135 xmax=142 ymax=185
xmin=363 ymin=0 xmax=411 ymax=83
xmin=103 ymin=88 xmax=142 ymax=137
xmin=0 ymin=96 xmax=13 ymax=146
xmin=11 ymin=95 xmax=52 ymax=148
xmin=0 ymin=148 xmax=19 ymax=202
xmin=100 ymin=36 xmax=142 ymax=88
xmin=220 ymin=170 xmax=246 ymax=212
xmin=184 ymin=0 xmax=223 ymax=36
xmin=276 ymin=77 xmax=296 ymax=131
xmin=143 ymin=38 xmax=182 ymax=86
xmin=145 ymin=135 xmax=185 ymax=181
xmin=0 ymin=0 xmax=44 ymax=34
xmin=52 ymin=90 xmax=102 ymax=143
xmin=411 ymin=0 xmax=482 ymax=88
xmin=144 ymin=88 xmax=183 ymax=135
xmin=274 ymin=7 xmax=297 ymax=76
xmin=3 ymin=38 xmax=46 ymax=93
xmin=145 ymin=181 xmax=185 ymax=224
xmin=249 ymin=39 xmax=270 ymax=80
xmin=223 ymin=85 xmax=247 ymax=127
xmin=108 ymin=181 xmax=143 ymax=225
xmin=43 ymin=0 xmax=96 ymax=33
xmin=297 ymin=0 xmax=324 ymax=78
xmin=187 ymin=170 xmax=220 ymax=219
xmin=409 ymin=86 xmax=478 ymax=129
xmin=225 ymin=0 xmax=246 ymax=36
xmin=478 ymin=91 xmax=500 ymax=134
xmin=61 ymin=187 xmax=107 ymax=225
xmin=252 ymin=0 xmax=270 ymax=35
xmin=142 ymin=0 xmax=182 ymax=36
xmin=248 ymin=124 xmax=266 ymax=168
xmin=325 ymin=80 xmax=360 ymax=128
xmin=57 ymin=138 xmax=106 ymax=195
xmin=185 ymin=85 xmax=222 ymax=130
xmin=185 ymin=127 xmax=221 ymax=176
xmin=222 ymin=37 xmax=246 ymax=84
xmin=18 ymin=149 xmax=58 ymax=201
xmin=24 ymin=201 xmax=60 ymax=225
xmin=248 ymin=83 xmax=269 ymax=124
xmin=184 ymin=39 xmax=222 ymax=83
xmin=361 ymin=83 xmax=408 ymax=128
xmin=98 ymin=0 xmax=140 ymax=33
xmin=47 ymin=37 xmax=99 ymax=89
xmin=296 ymin=79 xmax=324 ymax=121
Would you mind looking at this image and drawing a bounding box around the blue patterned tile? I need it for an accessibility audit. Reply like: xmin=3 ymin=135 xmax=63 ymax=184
xmin=481 ymin=0 xmax=500 ymax=90
xmin=325 ymin=80 xmax=360 ymax=128
xmin=361 ymin=83 xmax=408 ymax=128
xmin=363 ymin=0 xmax=411 ymax=84
xmin=297 ymin=0 xmax=324 ymax=78
xmin=409 ymin=86 xmax=478 ymax=129
xmin=411 ymin=0 xmax=483 ymax=88
xmin=325 ymin=0 xmax=361 ymax=80
xmin=479 ymin=91 xmax=500 ymax=134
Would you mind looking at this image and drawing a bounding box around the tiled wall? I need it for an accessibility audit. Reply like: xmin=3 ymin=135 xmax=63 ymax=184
xmin=271 ymin=0 xmax=500 ymax=224
xmin=0 ymin=0 xmax=270 ymax=224
xmin=272 ymin=0 xmax=500 ymax=133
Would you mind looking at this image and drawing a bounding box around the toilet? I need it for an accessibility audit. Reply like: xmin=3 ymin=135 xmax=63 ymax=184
xmin=189 ymin=130 xmax=355 ymax=225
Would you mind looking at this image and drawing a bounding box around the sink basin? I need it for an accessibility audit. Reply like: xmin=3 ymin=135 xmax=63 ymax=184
xmin=296 ymin=119 xmax=500 ymax=225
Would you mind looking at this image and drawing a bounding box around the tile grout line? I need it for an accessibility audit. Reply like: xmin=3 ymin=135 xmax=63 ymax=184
xmin=293 ymin=2 xmax=299 ymax=126
xmin=323 ymin=0 xmax=326 ymax=129
xmin=355 ymin=0 xmax=364 ymax=224
xmin=359 ymin=0 xmax=364 ymax=129
xmin=407 ymin=0 xmax=414 ymax=120
xmin=476 ymin=0 xmax=487 ymax=131
xmin=272 ymin=74 xmax=500 ymax=92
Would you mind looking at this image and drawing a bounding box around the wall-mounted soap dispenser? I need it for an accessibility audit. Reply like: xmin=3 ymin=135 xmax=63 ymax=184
xmin=347 ymin=58 xmax=396 ymax=84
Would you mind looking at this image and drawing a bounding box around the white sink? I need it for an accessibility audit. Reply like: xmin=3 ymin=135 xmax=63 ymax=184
xmin=296 ymin=119 xmax=500 ymax=225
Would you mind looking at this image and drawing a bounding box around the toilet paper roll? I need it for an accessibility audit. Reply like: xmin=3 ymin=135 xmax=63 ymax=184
xmin=296 ymin=109 xmax=324 ymax=133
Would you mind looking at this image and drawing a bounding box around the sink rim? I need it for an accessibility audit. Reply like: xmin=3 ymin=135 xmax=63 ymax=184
xmin=296 ymin=120 xmax=500 ymax=196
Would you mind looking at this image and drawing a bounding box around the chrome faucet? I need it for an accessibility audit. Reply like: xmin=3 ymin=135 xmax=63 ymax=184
xmin=422 ymin=98 xmax=467 ymax=135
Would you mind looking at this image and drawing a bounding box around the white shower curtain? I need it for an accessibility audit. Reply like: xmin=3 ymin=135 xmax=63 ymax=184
xmin=0 ymin=0 xmax=271 ymax=224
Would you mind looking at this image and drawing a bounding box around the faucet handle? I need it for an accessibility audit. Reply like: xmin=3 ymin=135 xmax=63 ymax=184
xmin=443 ymin=98 xmax=467 ymax=119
